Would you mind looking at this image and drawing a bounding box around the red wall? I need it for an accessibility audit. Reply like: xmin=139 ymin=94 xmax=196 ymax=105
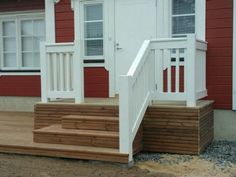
xmin=0 ymin=0 xmax=44 ymax=12
xmin=0 ymin=0 xmax=44 ymax=97
xmin=0 ymin=76 xmax=41 ymax=97
xmin=55 ymin=0 xmax=109 ymax=97
xmin=206 ymin=0 xmax=233 ymax=109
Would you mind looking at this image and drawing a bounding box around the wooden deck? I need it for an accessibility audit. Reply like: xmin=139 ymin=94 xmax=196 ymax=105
xmin=0 ymin=112 xmax=128 ymax=163
xmin=0 ymin=99 xmax=214 ymax=163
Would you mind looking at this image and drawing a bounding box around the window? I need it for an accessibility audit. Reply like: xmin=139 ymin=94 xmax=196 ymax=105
xmin=172 ymin=0 xmax=195 ymax=37
xmin=83 ymin=3 xmax=104 ymax=57
xmin=0 ymin=13 xmax=45 ymax=71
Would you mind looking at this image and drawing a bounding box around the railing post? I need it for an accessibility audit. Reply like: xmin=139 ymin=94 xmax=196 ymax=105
xmin=40 ymin=42 xmax=48 ymax=103
xmin=119 ymin=75 xmax=133 ymax=163
xmin=186 ymin=34 xmax=197 ymax=107
xmin=73 ymin=40 xmax=84 ymax=103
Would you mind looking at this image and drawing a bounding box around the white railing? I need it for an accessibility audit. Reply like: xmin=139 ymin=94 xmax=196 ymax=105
xmin=119 ymin=34 xmax=207 ymax=162
xmin=152 ymin=35 xmax=207 ymax=106
xmin=40 ymin=40 xmax=84 ymax=103
xmin=119 ymin=40 xmax=156 ymax=162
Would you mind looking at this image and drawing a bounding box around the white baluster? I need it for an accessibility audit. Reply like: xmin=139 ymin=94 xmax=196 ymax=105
xmin=175 ymin=49 xmax=180 ymax=93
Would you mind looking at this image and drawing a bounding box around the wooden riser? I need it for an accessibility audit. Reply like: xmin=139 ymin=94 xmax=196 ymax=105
xmin=35 ymin=104 xmax=119 ymax=129
xmin=61 ymin=115 xmax=119 ymax=131
xmin=33 ymin=125 xmax=119 ymax=148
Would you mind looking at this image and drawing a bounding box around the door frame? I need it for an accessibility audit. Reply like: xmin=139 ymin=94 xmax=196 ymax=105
xmin=77 ymin=0 xmax=116 ymax=97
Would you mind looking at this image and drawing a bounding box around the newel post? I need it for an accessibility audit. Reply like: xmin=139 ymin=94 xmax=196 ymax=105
xmin=119 ymin=75 xmax=133 ymax=163
xmin=186 ymin=34 xmax=197 ymax=107
xmin=73 ymin=0 xmax=84 ymax=103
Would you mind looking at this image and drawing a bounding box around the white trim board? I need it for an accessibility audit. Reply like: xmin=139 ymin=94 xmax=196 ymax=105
xmin=45 ymin=0 xmax=56 ymax=43
xmin=233 ymin=0 xmax=236 ymax=110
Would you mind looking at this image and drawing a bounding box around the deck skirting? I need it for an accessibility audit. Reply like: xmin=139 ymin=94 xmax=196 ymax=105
xmin=143 ymin=101 xmax=214 ymax=154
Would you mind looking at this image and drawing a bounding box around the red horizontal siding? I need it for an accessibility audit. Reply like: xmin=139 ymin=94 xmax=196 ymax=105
xmin=84 ymin=68 xmax=109 ymax=98
xmin=0 ymin=0 xmax=44 ymax=12
xmin=0 ymin=76 xmax=41 ymax=97
xmin=0 ymin=67 xmax=109 ymax=98
xmin=55 ymin=0 xmax=74 ymax=43
xmin=206 ymin=0 xmax=233 ymax=109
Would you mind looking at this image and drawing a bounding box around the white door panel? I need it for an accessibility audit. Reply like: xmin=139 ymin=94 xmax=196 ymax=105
xmin=115 ymin=0 xmax=156 ymax=92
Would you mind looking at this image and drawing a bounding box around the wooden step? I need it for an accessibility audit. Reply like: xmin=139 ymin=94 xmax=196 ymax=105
xmin=61 ymin=115 xmax=119 ymax=131
xmin=34 ymin=103 xmax=119 ymax=129
xmin=33 ymin=124 xmax=119 ymax=148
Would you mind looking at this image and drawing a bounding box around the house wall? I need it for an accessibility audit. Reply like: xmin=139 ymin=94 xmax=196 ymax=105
xmin=206 ymin=0 xmax=233 ymax=109
xmin=0 ymin=0 xmax=44 ymax=12
xmin=55 ymin=0 xmax=109 ymax=98
xmin=0 ymin=0 xmax=44 ymax=100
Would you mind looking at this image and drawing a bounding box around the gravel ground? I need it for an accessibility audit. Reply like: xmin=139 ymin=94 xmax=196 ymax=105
xmin=135 ymin=141 xmax=236 ymax=167
xmin=0 ymin=141 xmax=235 ymax=177
xmin=135 ymin=141 xmax=236 ymax=177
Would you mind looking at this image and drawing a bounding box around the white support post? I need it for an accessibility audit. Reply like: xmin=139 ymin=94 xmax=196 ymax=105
xmin=45 ymin=0 xmax=56 ymax=43
xmin=186 ymin=34 xmax=197 ymax=107
xmin=73 ymin=0 xmax=84 ymax=103
xmin=233 ymin=0 xmax=236 ymax=110
xmin=40 ymin=42 xmax=48 ymax=103
xmin=119 ymin=75 xmax=133 ymax=162
xmin=74 ymin=40 xmax=84 ymax=103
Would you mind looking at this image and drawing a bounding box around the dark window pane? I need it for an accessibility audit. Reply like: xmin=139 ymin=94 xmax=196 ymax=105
xmin=85 ymin=22 xmax=103 ymax=38
xmin=85 ymin=4 xmax=103 ymax=21
xmin=172 ymin=16 xmax=195 ymax=34
xmin=85 ymin=40 xmax=103 ymax=56
xmin=173 ymin=0 xmax=195 ymax=15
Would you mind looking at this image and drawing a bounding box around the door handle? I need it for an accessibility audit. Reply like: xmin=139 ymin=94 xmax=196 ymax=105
xmin=116 ymin=43 xmax=123 ymax=50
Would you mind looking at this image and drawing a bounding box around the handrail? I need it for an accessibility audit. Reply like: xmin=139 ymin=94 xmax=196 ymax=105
xmin=119 ymin=34 xmax=208 ymax=163
xmin=119 ymin=40 xmax=155 ymax=162
xmin=127 ymin=40 xmax=150 ymax=77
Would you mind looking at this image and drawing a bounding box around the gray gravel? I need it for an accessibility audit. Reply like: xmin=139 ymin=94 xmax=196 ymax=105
xmin=200 ymin=141 xmax=236 ymax=167
xmin=135 ymin=141 xmax=236 ymax=167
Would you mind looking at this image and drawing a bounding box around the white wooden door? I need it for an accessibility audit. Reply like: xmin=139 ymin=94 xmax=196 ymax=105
xmin=115 ymin=0 xmax=157 ymax=92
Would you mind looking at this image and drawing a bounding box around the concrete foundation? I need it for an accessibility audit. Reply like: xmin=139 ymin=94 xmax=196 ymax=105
xmin=0 ymin=96 xmax=40 ymax=112
xmin=214 ymin=110 xmax=236 ymax=142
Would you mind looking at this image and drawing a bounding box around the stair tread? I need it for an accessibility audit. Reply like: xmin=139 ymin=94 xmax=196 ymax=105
xmin=62 ymin=115 xmax=119 ymax=122
xmin=34 ymin=124 xmax=119 ymax=138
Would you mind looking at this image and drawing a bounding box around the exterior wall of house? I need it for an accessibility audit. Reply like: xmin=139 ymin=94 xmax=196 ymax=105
xmin=206 ymin=0 xmax=233 ymax=109
xmin=0 ymin=0 xmax=234 ymax=104
xmin=0 ymin=0 xmax=44 ymax=12
xmin=0 ymin=0 xmax=44 ymax=98
xmin=0 ymin=76 xmax=41 ymax=96
xmin=55 ymin=0 xmax=109 ymax=98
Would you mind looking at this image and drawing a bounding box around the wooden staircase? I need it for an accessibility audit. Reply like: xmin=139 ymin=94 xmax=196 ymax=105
xmin=33 ymin=104 xmax=143 ymax=163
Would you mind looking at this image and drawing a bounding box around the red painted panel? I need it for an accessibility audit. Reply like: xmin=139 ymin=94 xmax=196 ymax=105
xmin=0 ymin=76 xmax=41 ymax=96
xmin=84 ymin=68 xmax=109 ymax=98
xmin=55 ymin=0 xmax=74 ymax=43
xmin=206 ymin=0 xmax=233 ymax=109
xmin=0 ymin=0 xmax=44 ymax=12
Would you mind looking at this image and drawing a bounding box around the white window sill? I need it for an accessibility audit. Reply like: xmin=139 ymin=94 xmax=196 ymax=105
xmin=0 ymin=72 xmax=40 ymax=76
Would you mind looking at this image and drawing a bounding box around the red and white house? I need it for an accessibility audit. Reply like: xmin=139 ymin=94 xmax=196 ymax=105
xmin=0 ymin=0 xmax=235 ymax=163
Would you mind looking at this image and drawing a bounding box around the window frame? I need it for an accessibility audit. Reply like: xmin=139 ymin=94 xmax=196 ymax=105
xmin=171 ymin=0 xmax=196 ymax=37
xmin=80 ymin=0 xmax=105 ymax=61
xmin=0 ymin=11 xmax=45 ymax=72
